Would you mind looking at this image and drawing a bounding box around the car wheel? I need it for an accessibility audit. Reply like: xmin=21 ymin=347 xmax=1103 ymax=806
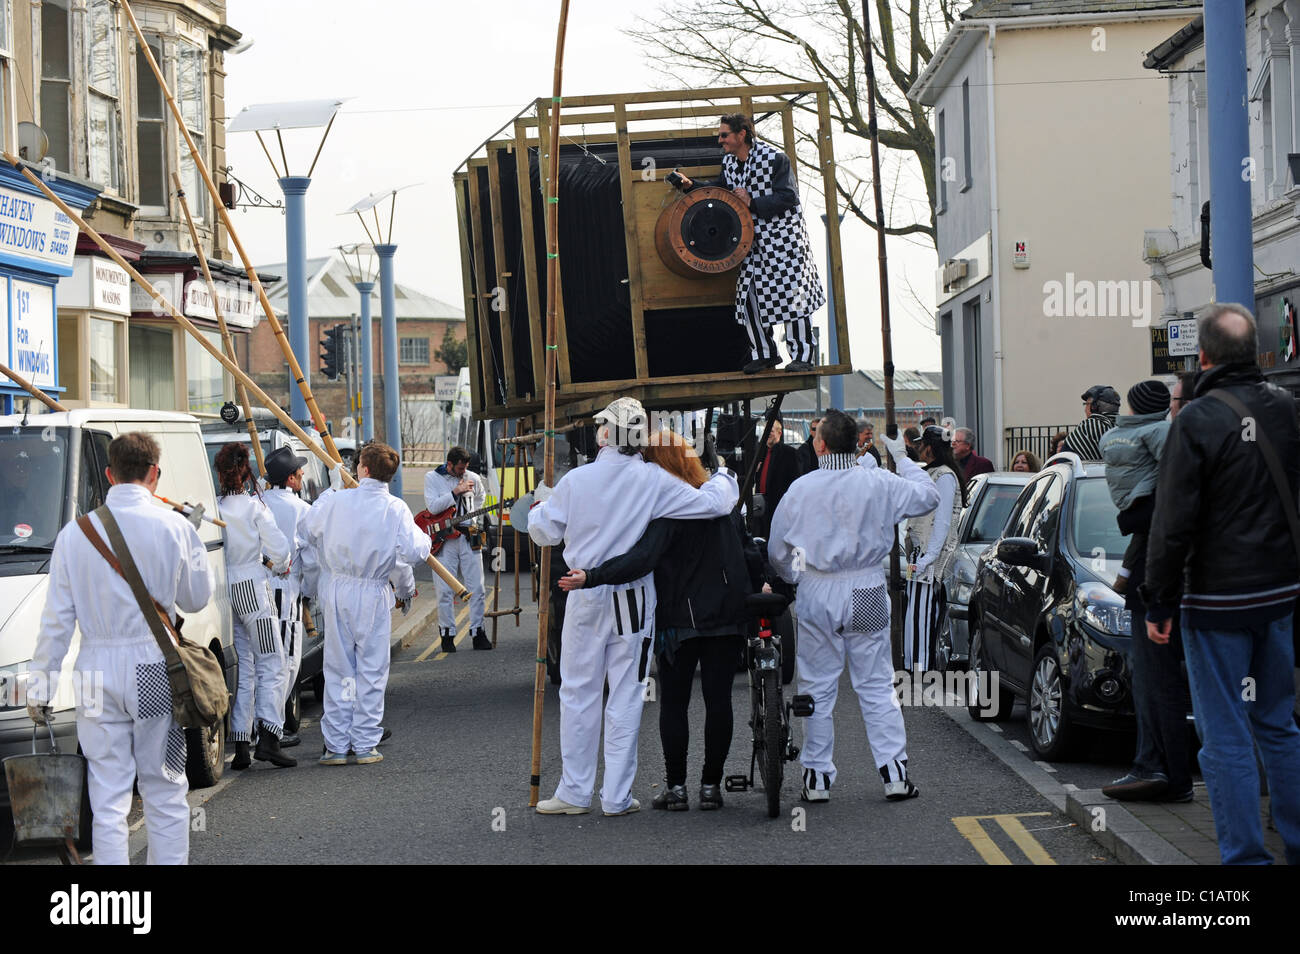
xmin=967 ymin=623 xmax=1015 ymax=722
xmin=311 ymin=672 xmax=326 ymax=703
xmin=1027 ymin=644 xmax=1081 ymax=760
xmin=934 ymin=608 xmax=954 ymax=674
xmin=185 ymin=715 xmax=225 ymax=789
xmin=283 ymin=683 xmax=301 ymax=734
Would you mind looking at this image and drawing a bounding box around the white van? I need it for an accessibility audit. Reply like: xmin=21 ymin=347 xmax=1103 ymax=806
xmin=0 ymin=409 xmax=233 ymax=805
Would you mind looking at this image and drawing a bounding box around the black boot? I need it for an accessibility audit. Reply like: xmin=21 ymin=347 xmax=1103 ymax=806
xmin=472 ymin=627 xmax=492 ymax=650
xmin=440 ymin=629 xmax=457 ymax=653
xmin=254 ymin=728 xmax=297 ymax=768
xmin=279 ymin=732 xmax=301 ymax=749
xmin=232 ymin=740 xmax=251 ymax=770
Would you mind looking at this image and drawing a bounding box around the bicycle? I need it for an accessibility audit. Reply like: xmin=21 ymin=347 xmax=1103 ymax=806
xmin=726 ymin=591 xmax=814 ymax=818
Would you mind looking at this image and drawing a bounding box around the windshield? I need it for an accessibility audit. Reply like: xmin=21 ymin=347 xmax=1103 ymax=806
xmin=206 ymin=437 xmax=273 ymax=488
xmin=1070 ymin=477 xmax=1125 ymax=565
xmin=966 ymin=483 xmax=1023 ymax=543
xmin=0 ymin=427 xmax=70 ymax=549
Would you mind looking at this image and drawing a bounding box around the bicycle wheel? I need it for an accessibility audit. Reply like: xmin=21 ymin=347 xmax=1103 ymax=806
xmin=762 ymin=668 xmax=783 ymax=818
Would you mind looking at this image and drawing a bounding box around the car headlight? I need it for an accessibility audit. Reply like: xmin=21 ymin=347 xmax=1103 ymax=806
xmin=0 ymin=661 xmax=32 ymax=711
xmin=1076 ymin=584 xmax=1131 ymax=636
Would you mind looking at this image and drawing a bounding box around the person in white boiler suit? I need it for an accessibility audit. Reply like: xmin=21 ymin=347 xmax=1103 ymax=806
xmin=423 ymin=445 xmax=488 ymax=653
xmin=216 ymin=442 xmax=293 ymax=769
xmin=768 ymin=409 xmax=939 ymax=803
xmin=528 ymin=397 xmax=738 ymax=816
xmin=261 ymin=446 xmax=318 ymax=747
xmin=303 ymin=442 xmax=428 ymax=765
xmin=29 ymin=431 xmax=213 ymax=865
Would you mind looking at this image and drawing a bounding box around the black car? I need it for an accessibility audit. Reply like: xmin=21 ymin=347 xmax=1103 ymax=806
xmin=967 ymin=455 xmax=1134 ymax=759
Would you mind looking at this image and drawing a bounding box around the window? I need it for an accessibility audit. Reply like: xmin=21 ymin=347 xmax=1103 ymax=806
xmin=136 ymin=38 xmax=167 ymax=208
xmin=937 ymin=109 xmax=947 ymax=213
xmin=0 ymin=0 xmax=13 ymax=154
xmin=86 ymin=0 xmax=121 ymax=192
xmin=962 ymin=298 xmax=982 ymax=443
xmin=186 ymin=330 xmax=225 ymax=415
xmin=966 ymin=483 xmax=1023 ymax=543
xmin=1007 ymin=475 xmax=1053 ymax=540
xmin=129 ymin=325 xmax=175 ymax=409
xmin=177 ymin=40 xmax=206 ymax=219
xmin=40 ymin=0 xmax=72 ymax=174
xmin=88 ymin=317 xmax=122 ymax=403
xmin=1027 ymin=476 xmax=1064 ymax=548
xmin=400 ymin=336 xmax=429 ymax=365
xmin=961 ymin=79 xmax=973 ymax=192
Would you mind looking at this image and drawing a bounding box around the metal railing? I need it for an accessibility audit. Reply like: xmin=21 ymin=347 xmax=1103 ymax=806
xmin=1004 ymin=425 xmax=1074 ymax=468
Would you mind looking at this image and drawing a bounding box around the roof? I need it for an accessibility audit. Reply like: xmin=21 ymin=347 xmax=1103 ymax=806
xmin=255 ymin=255 xmax=464 ymax=323
xmin=962 ymin=0 xmax=1200 ymax=17
xmin=0 ymin=409 xmax=200 ymax=427
xmin=1143 ymin=14 xmax=1203 ymax=70
xmin=860 ymin=369 xmax=940 ymax=391
xmin=779 ymin=370 xmax=945 ymax=413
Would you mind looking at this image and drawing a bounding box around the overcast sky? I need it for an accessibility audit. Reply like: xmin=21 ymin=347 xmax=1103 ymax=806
xmin=223 ymin=0 xmax=941 ymax=373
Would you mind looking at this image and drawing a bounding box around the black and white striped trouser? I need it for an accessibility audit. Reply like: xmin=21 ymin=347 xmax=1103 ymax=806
xmin=742 ymin=295 xmax=815 ymax=363
xmin=270 ymin=584 xmax=302 ymax=656
xmin=903 ymin=559 xmax=941 ymax=672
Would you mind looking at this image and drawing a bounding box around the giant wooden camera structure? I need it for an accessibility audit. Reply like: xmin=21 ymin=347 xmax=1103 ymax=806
xmin=453 ymin=82 xmax=851 ymax=425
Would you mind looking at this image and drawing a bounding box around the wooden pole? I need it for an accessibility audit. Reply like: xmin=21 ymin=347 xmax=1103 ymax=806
xmin=531 ymin=0 xmax=571 ymax=807
xmin=0 ymin=361 xmax=66 ymax=411
xmin=860 ymin=1 xmax=904 ymax=661
xmin=120 ymin=2 xmax=346 ymax=469
xmin=4 ymin=153 xmax=469 ymax=600
xmin=172 ymin=171 xmax=266 ymax=478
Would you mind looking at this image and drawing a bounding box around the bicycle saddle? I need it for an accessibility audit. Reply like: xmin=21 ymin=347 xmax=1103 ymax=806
xmin=744 ymin=591 xmax=789 ymax=618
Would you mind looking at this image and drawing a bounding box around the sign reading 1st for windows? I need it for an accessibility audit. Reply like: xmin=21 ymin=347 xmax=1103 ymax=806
xmin=8 ymin=279 xmax=56 ymax=390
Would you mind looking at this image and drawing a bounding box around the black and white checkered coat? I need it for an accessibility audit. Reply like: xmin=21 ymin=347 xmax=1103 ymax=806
xmin=722 ymin=140 xmax=825 ymax=328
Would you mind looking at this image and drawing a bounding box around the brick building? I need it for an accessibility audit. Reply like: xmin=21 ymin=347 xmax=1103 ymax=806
xmin=238 ymin=254 xmax=464 ymax=439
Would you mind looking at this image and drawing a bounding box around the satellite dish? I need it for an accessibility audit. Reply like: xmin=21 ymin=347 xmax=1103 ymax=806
xmin=17 ymin=122 xmax=48 ymax=161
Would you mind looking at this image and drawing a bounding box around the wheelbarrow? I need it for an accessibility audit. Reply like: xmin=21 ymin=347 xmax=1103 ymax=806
xmin=3 ymin=722 xmax=86 ymax=864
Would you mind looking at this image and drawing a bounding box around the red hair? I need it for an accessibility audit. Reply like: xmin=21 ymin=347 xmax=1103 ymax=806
xmin=643 ymin=430 xmax=708 ymax=489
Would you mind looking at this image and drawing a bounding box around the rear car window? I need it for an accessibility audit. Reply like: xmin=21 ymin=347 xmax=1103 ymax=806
xmin=966 ymin=483 xmax=1023 ymax=543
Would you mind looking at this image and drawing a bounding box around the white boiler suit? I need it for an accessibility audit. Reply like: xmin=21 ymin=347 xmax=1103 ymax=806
xmin=30 ymin=483 xmax=213 ymax=865
xmin=768 ymin=451 xmax=939 ymax=794
xmin=528 ymin=447 xmax=738 ymax=813
xmin=219 ymin=492 xmax=291 ymax=742
xmin=424 ymin=466 xmax=487 ymax=641
xmin=263 ymin=488 xmax=316 ymax=711
xmin=302 ymin=478 xmax=429 ymax=755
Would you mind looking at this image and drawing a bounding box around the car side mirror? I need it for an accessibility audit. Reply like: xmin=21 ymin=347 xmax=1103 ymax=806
xmin=997 ymin=536 xmax=1046 ymax=570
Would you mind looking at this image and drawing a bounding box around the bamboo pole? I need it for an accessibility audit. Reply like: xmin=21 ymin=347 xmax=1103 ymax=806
xmin=173 ymin=172 xmax=266 ymax=478
xmin=0 ymin=361 xmax=65 ymax=411
xmin=3 ymin=154 xmax=469 ymax=600
xmin=121 ymin=2 xmax=346 ymax=469
xmin=529 ymin=0 xmax=571 ymax=808
xmin=859 ymin=0 xmax=904 ymax=662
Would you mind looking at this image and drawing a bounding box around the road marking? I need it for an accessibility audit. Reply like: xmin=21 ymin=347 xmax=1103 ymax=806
xmin=1009 ymin=739 xmax=1029 ymax=752
xmin=414 ymin=586 xmax=496 ymax=662
xmin=987 ymin=724 xmax=1002 ymax=733
xmin=1062 ymin=782 xmax=1079 ymax=791
xmin=1040 ymin=762 xmax=1057 ymax=773
xmin=952 ymin=812 xmax=1057 ymax=865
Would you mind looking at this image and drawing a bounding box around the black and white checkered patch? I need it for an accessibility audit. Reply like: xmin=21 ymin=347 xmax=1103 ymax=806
xmin=135 ymin=661 xmax=172 ymax=720
xmin=162 ymin=724 xmax=187 ymax=783
xmin=230 ymin=579 xmax=262 ymax=617
xmin=850 ymin=586 xmax=890 ymax=634
xmin=722 ymin=141 xmax=825 ymax=327
xmin=254 ymin=618 xmax=278 ymax=656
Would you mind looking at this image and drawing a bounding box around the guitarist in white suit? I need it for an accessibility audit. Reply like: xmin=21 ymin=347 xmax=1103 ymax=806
xmin=424 ymin=446 xmax=488 ymax=652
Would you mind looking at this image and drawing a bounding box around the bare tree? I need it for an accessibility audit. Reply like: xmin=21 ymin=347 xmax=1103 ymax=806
xmin=629 ymin=0 xmax=956 ymax=246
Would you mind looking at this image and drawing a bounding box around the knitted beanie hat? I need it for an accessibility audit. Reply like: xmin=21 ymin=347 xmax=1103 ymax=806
xmin=1128 ymin=379 xmax=1170 ymax=415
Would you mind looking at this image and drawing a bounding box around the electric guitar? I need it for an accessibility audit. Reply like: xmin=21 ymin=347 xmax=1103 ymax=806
xmin=415 ymin=500 xmax=513 ymax=556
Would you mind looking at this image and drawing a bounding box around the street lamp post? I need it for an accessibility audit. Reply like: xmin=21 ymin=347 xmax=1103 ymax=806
xmin=340 ymin=243 xmax=378 ymax=443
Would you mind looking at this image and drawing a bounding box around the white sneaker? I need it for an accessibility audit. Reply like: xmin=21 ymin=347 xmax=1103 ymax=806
xmin=801 ymin=768 xmax=831 ymax=803
xmin=603 ymin=798 xmax=641 ymax=816
xmin=536 ymin=797 xmax=590 ymax=815
xmin=884 ymin=778 xmax=919 ymax=801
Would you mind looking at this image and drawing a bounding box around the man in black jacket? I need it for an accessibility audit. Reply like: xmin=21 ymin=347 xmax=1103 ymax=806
xmin=1142 ymin=302 xmax=1300 ymax=865
xmin=796 ymin=417 xmax=820 ymax=475
xmin=756 ymin=417 xmax=800 ymax=538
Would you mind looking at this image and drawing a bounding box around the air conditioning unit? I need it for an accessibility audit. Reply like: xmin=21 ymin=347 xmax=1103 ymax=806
xmin=942 ymin=258 xmax=969 ymax=292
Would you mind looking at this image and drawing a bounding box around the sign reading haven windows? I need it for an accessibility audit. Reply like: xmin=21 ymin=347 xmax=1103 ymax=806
xmin=0 ymin=187 xmax=78 ymax=274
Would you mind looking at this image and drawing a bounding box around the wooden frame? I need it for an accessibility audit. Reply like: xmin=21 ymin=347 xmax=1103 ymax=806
xmin=454 ymin=82 xmax=850 ymax=426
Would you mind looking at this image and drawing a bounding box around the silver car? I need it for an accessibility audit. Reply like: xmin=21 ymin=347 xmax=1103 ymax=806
xmin=936 ymin=471 xmax=1034 ymax=671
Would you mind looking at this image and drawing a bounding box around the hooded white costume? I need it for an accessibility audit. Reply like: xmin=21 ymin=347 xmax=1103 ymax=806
xmin=31 ymin=483 xmax=213 ymax=864
xmin=768 ymin=441 xmax=938 ymax=799
xmin=527 ymin=398 xmax=738 ymax=814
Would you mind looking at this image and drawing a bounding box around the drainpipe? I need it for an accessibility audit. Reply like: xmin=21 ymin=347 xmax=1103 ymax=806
xmin=986 ymin=24 xmax=1005 ymax=469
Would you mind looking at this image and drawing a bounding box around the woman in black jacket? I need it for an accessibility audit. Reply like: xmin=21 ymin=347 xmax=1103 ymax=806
xmin=559 ymin=431 xmax=762 ymax=811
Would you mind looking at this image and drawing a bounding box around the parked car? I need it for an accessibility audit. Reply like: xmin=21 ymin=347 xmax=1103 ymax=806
xmin=936 ymin=471 xmax=1033 ymax=671
xmin=0 ymin=409 xmax=235 ymax=806
xmin=200 ymin=411 xmax=329 ymax=723
xmin=967 ymin=453 xmax=1135 ymax=759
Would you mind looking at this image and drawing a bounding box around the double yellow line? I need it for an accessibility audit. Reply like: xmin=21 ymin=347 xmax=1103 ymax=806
xmin=952 ymin=812 xmax=1058 ymax=865
xmin=414 ymin=586 xmax=497 ymax=662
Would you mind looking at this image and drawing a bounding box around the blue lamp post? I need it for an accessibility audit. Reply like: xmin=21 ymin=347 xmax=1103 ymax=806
xmin=340 ymin=243 xmax=378 ymax=442
xmin=1204 ymin=2 xmax=1255 ymax=306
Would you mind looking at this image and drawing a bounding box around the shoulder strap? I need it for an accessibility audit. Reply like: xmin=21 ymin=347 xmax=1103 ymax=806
xmin=1203 ymin=389 xmax=1300 ymax=570
xmin=84 ymin=505 xmax=183 ymax=662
